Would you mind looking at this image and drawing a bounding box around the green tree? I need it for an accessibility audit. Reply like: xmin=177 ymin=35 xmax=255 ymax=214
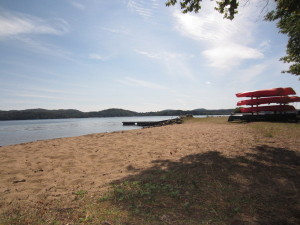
xmin=166 ymin=0 xmax=239 ymax=20
xmin=166 ymin=0 xmax=300 ymax=77
xmin=265 ymin=0 xmax=300 ymax=77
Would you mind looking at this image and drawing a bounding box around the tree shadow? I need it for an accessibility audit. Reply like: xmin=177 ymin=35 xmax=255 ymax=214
xmin=108 ymin=145 xmax=300 ymax=225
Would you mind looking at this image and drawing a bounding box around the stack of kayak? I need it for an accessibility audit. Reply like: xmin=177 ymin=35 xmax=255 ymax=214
xmin=236 ymin=87 xmax=300 ymax=113
xmin=228 ymin=87 xmax=300 ymax=122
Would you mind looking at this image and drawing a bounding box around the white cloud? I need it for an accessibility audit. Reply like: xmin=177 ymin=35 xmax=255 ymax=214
xmin=117 ymin=77 xmax=167 ymax=90
xmin=173 ymin=11 xmax=242 ymax=44
xmin=202 ymin=44 xmax=264 ymax=69
xmin=0 ymin=10 xmax=68 ymax=38
xmin=172 ymin=0 xmax=264 ymax=70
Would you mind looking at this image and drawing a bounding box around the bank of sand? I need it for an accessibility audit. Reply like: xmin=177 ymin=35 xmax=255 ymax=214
xmin=0 ymin=118 xmax=299 ymax=212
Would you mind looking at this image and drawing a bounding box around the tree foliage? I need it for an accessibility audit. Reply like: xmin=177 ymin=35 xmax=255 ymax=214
xmin=166 ymin=0 xmax=300 ymax=77
xmin=166 ymin=0 xmax=239 ymax=20
xmin=265 ymin=0 xmax=300 ymax=76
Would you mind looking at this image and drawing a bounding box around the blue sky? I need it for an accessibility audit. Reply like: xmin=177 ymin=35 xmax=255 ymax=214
xmin=0 ymin=0 xmax=299 ymax=112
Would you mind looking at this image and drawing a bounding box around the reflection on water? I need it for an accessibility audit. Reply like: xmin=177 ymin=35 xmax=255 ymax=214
xmin=0 ymin=116 xmax=178 ymax=146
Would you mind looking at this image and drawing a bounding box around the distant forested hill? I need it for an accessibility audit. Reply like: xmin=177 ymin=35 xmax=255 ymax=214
xmin=86 ymin=108 xmax=139 ymax=117
xmin=0 ymin=109 xmax=85 ymax=120
xmin=0 ymin=108 xmax=233 ymax=120
xmin=143 ymin=109 xmax=233 ymax=116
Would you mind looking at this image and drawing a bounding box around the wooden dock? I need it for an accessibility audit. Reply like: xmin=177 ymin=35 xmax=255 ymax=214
xmin=122 ymin=118 xmax=183 ymax=127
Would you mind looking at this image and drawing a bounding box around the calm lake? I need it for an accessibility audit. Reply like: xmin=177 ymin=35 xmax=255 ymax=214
xmin=0 ymin=116 xmax=182 ymax=146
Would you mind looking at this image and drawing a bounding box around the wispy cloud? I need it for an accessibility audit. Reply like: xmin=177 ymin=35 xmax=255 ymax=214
xmin=0 ymin=9 xmax=68 ymax=39
xmin=127 ymin=0 xmax=160 ymax=18
xmin=1 ymin=71 xmax=69 ymax=87
xmin=135 ymin=50 xmax=191 ymax=60
xmin=8 ymin=92 xmax=66 ymax=100
xmin=3 ymin=88 xmax=94 ymax=103
xmin=150 ymin=0 xmax=160 ymax=9
xmin=227 ymin=60 xmax=272 ymax=90
xmin=101 ymin=27 xmax=129 ymax=35
xmin=238 ymin=63 xmax=267 ymax=83
xmin=116 ymin=77 xmax=195 ymax=108
xmin=1 ymin=86 xmax=73 ymax=95
xmin=117 ymin=77 xmax=167 ymax=90
xmin=127 ymin=0 xmax=152 ymax=17
xmin=70 ymin=1 xmax=86 ymax=10
xmin=135 ymin=50 xmax=160 ymax=59
xmin=0 ymin=8 xmax=72 ymax=59
xmin=15 ymin=36 xmax=74 ymax=60
xmin=4 ymin=93 xmax=98 ymax=107
xmin=259 ymin=40 xmax=271 ymax=52
xmin=88 ymin=53 xmax=112 ymax=61
xmin=135 ymin=49 xmax=195 ymax=80
xmin=172 ymin=0 xmax=265 ymax=70
xmin=0 ymin=99 xmax=41 ymax=106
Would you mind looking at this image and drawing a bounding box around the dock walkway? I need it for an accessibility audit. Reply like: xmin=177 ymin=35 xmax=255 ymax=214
xmin=122 ymin=118 xmax=183 ymax=127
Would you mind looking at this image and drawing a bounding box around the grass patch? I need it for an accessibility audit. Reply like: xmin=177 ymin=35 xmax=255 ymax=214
xmin=249 ymin=121 xmax=300 ymax=139
xmin=73 ymin=190 xmax=88 ymax=200
xmin=102 ymin=172 xmax=241 ymax=224
xmin=96 ymin=146 xmax=300 ymax=224
xmin=73 ymin=190 xmax=87 ymax=197
xmin=182 ymin=116 xmax=228 ymax=124
xmin=185 ymin=116 xmax=300 ymax=140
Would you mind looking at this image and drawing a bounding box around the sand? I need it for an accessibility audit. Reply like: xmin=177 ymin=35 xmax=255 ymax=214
xmin=0 ymin=119 xmax=299 ymax=213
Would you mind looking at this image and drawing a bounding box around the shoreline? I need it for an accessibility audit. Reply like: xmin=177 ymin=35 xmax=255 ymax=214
xmin=0 ymin=116 xmax=185 ymax=147
xmin=0 ymin=119 xmax=245 ymax=208
xmin=0 ymin=115 xmax=228 ymax=147
xmin=0 ymin=129 xmax=140 ymax=148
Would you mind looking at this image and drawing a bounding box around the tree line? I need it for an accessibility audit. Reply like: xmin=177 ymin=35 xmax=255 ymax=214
xmin=0 ymin=108 xmax=233 ymax=120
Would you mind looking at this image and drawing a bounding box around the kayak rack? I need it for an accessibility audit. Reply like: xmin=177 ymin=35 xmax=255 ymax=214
xmin=231 ymin=87 xmax=300 ymax=123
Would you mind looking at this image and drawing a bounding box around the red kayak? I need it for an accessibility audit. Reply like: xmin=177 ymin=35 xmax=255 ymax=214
xmin=236 ymin=87 xmax=296 ymax=98
xmin=237 ymin=96 xmax=300 ymax=106
xmin=240 ymin=105 xmax=296 ymax=113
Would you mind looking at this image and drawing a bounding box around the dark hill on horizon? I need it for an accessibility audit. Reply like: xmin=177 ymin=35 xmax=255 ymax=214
xmin=0 ymin=108 xmax=233 ymax=121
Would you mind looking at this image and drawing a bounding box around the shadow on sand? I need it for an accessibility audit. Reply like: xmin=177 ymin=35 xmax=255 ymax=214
xmin=109 ymin=145 xmax=300 ymax=225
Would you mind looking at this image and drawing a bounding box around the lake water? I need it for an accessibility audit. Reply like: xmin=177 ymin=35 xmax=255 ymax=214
xmin=0 ymin=116 xmax=180 ymax=146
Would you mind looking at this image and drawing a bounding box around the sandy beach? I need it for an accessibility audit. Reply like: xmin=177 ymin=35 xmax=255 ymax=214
xmin=0 ymin=118 xmax=299 ymax=223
